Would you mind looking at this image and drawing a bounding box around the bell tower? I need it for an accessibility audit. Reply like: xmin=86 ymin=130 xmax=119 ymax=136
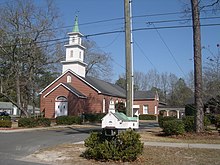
xmin=61 ymin=16 xmax=87 ymax=77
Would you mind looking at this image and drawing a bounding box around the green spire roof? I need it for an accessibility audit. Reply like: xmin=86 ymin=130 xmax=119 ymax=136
xmin=73 ymin=16 xmax=79 ymax=32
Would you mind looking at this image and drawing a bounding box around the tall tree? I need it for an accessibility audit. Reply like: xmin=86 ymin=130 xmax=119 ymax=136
xmin=191 ymin=0 xmax=204 ymax=132
xmin=0 ymin=0 xmax=62 ymax=117
xmin=83 ymin=39 xmax=113 ymax=82
xmin=168 ymin=78 xmax=193 ymax=106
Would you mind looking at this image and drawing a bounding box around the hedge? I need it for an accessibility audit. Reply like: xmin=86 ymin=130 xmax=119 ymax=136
xmin=0 ymin=116 xmax=11 ymax=121
xmin=0 ymin=120 xmax=12 ymax=128
xmin=18 ymin=117 xmax=51 ymax=128
xmin=83 ymin=113 xmax=105 ymax=123
xmin=56 ymin=116 xmax=82 ymax=125
xmin=139 ymin=114 xmax=156 ymax=120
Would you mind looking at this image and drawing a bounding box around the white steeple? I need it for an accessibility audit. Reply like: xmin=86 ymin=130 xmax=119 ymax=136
xmin=61 ymin=16 xmax=87 ymax=77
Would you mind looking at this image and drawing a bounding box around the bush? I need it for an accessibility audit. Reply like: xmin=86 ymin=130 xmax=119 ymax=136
xmin=182 ymin=115 xmax=211 ymax=132
xmin=0 ymin=115 xmax=11 ymax=121
xmin=139 ymin=114 xmax=156 ymax=120
xmin=206 ymin=114 xmax=216 ymax=124
xmin=162 ymin=120 xmax=185 ymax=135
xmin=183 ymin=116 xmax=195 ymax=132
xmin=82 ymin=129 xmax=143 ymax=162
xmin=36 ymin=118 xmax=51 ymax=127
xmin=213 ymin=114 xmax=220 ymax=130
xmin=158 ymin=116 xmax=176 ymax=128
xmin=18 ymin=118 xmax=38 ymax=128
xmin=84 ymin=113 xmax=105 ymax=123
xmin=56 ymin=116 xmax=82 ymax=125
xmin=0 ymin=120 xmax=12 ymax=128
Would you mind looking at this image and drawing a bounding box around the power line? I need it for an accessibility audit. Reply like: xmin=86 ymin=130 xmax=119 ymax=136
xmin=151 ymin=23 xmax=187 ymax=77
xmin=133 ymin=38 xmax=157 ymax=70
xmin=1 ymin=22 xmax=220 ymax=49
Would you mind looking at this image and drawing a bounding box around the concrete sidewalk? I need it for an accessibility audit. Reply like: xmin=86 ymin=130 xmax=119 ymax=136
xmin=144 ymin=141 xmax=220 ymax=150
xmin=74 ymin=141 xmax=220 ymax=149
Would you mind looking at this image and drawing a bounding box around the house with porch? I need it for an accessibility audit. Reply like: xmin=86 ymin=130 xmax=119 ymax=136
xmin=39 ymin=17 xmax=159 ymax=118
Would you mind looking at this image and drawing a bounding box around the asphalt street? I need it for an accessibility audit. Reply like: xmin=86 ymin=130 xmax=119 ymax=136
xmin=0 ymin=126 xmax=100 ymax=165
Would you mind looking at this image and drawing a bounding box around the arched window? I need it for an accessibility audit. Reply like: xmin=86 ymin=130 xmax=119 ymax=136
xmin=67 ymin=75 xmax=71 ymax=83
xmin=56 ymin=96 xmax=67 ymax=101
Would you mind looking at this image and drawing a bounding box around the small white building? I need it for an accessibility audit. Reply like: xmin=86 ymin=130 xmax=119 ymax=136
xmin=101 ymin=112 xmax=139 ymax=130
xmin=101 ymin=100 xmax=139 ymax=136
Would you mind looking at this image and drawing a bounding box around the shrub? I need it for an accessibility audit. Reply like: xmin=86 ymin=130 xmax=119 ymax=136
xmin=56 ymin=116 xmax=82 ymax=125
xmin=0 ymin=116 xmax=11 ymax=121
xmin=185 ymin=104 xmax=196 ymax=116
xmin=183 ymin=115 xmax=211 ymax=132
xmin=213 ymin=114 xmax=220 ymax=130
xmin=158 ymin=116 xmax=176 ymax=128
xmin=0 ymin=120 xmax=12 ymax=128
xmin=36 ymin=118 xmax=51 ymax=127
xmin=18 ymin=118 xmax=38 ymax=128
xmin=183 ymin=116 xmax=195 ymax=132
xmin=84 ymin=113 xmax=105 ymax=123
xmin=206 ymin=114 xmax=216 ymax=124
xmin=162 ymin=120 xmax=185 ymax=135
xmin=139 ymin=114 xmax=156 ymax=120
xmin=82 ymin=129 xmax=143 ymax=162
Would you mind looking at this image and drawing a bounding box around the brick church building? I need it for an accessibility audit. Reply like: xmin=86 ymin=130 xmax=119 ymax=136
xmin=40 ymin=17 xmax=159 ymax=118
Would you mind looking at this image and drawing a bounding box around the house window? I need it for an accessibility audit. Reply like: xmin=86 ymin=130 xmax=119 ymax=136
xmin=67 ymin=75 xmax=71 ymax=83
xmin=102 ymin=98 xmax=106 ymax=113
xmin=70 ymin=50 xmax=73 ymax=57
xmin=143 ymin=105 xmax=148 ymax=114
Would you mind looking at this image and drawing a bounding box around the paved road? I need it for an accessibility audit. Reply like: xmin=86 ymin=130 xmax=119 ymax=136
xmin=0 ymin=126 xmax=100 ymax=165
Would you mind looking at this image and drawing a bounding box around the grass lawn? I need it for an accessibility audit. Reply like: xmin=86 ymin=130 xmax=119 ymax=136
xmin=139 ymin=129 xmax=220 ymax=144
xmin=25 ymin=143 xmax=220 ymax=165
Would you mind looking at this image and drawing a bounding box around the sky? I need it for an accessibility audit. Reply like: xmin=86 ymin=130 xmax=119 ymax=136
xmin=1 ymin=0 xmax=220 ymax=82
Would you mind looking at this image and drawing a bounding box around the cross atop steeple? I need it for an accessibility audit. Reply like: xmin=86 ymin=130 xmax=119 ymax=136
xmin=73 ymin=16 xmax=79 ymax=32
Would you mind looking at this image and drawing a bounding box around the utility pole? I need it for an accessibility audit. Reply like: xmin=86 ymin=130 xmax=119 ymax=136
xmin=124 ymin=0 xmax=132 ymax=117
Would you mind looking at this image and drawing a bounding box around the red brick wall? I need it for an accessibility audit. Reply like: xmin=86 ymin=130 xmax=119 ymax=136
xmin=134 ymin=99 xmax=159 ymax=115
xmin=40 ymin=71 xmax=159 ymax=118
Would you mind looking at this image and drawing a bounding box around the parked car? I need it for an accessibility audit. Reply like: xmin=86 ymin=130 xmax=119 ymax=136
xmin=0 ymin=111 xmax=9 ymax=116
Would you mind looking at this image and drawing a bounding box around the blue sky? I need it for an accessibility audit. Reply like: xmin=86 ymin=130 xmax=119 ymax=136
xmin=1 ymin=0 xmax=220 ymax=81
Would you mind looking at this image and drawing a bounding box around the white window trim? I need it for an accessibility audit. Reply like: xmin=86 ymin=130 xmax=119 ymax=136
xmin=143 ymin=105 xmax=148 ymax=114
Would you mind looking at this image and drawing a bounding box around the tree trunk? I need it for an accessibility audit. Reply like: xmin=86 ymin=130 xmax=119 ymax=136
xmin=191 ymin=0 xmax=204 ymax=132
xmin=16 ymin=72 xmax=29 ymax=118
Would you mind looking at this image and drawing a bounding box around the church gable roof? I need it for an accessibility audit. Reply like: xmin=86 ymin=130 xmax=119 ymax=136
xmin=43 ymin=83 xmax=86 ymax=98
xmin=40 ymin=70 xmax=156 ymax=100
xmin=83 ymin=76 xmax=126 ymax=98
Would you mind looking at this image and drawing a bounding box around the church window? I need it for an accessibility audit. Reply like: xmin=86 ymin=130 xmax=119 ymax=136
xmin=56 ymin=96 xmax=67 ymax=101
xmin=70 ymin=50 xmax=73 ymax=57
xmin=102 ymin=98 xmax=106 ymax=113
xmin=67 ymin=75 xmax=71 ymax=83
xmin=79 ymin=52 xmax=81 ymax=59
